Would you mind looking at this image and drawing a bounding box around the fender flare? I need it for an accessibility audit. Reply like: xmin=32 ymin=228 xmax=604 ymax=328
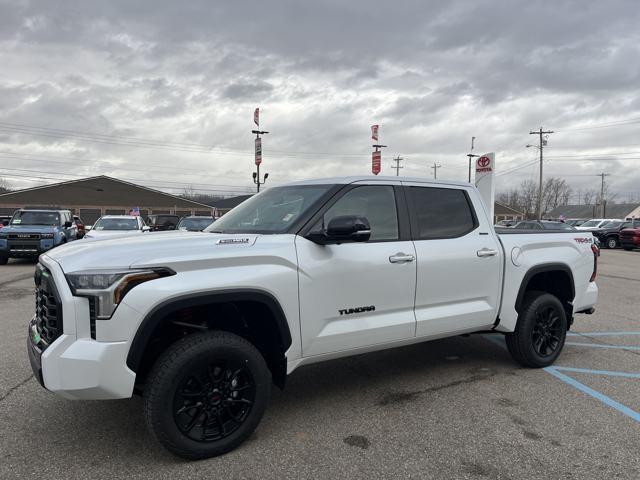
xmin=514 ymin=263 xmax=575 ymax=313
xmin=126 ymin=289 xmax=293 ymax=372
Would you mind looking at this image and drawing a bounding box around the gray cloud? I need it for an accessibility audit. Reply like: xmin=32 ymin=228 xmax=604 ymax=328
xmin=0 ymin=0 xmax=639 ymax=199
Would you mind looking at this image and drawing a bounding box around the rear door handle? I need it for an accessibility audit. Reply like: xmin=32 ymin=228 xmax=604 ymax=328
xmin=477 ymin=248 xmax=498 ymax=257
xmin=389 ymin=253 xmax=415 ymax=263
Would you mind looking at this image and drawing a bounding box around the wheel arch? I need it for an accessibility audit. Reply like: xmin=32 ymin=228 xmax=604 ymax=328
xmin=126 ymin=289 xmax=292 ymax=388
xmin=515 ymin=263 xmax=575 ymax=321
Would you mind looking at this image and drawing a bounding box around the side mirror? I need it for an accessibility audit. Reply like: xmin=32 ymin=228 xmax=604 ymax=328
xmin=64 ymin=221 xmax=73 ymax=228
xmin=142 ymin=226 xmax=151 ymax=232
xmin=1 ymin=220 xmax=8 ymax=226
xmin=307 ymin=215 xmax=371 ymax=245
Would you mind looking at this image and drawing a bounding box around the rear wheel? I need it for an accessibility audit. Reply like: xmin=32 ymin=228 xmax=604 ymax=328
xmin=143 ymin=330 xmax=271 ymax=459
xmin=606 ymin=237 xmax=618 ymax=249
xmin=506 ymin=292 xmax=567 ymax=368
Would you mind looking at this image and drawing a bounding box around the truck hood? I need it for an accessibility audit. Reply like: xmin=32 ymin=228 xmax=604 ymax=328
xmin=1 ymin=225 xmax=58 ymax=234
xmin=44 ymin=231 xmax=266 ymax=273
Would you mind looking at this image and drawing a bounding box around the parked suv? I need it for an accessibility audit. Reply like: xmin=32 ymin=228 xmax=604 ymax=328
xmin=592 ymin=220 xmax=640 ymax=249
xmin=146 ymin=214 xmax=179 ymax=231
xmin=0 ymin=208 xmax=76 ymax=264
xmin=620 ymin=224 xmax=640 ymax=251
xmin=513 ymin=220 xmax=575 ymax=230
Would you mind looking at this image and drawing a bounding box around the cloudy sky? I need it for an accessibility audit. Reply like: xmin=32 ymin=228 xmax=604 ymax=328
xmin=1 ymin=0 xmax=639 ymax=202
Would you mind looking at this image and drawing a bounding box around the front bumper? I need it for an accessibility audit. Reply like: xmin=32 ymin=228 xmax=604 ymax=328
xmin=26 ymin=256 xmax=137 ymax=400
xmin=0 ymin=239 xmax=55 ymax=257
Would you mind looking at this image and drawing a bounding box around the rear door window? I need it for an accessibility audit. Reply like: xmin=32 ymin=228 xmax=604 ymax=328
xmin=407 ymin=186 xmax=477 ymax=240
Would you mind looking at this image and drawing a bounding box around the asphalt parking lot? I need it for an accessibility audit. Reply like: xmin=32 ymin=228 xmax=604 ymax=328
xmin=1 ymin=251 xmax=638 ymax=479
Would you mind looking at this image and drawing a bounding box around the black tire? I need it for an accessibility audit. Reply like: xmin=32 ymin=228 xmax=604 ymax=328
xmin=606 ymin=237 xmax=618 ymax=249
xmin=143 ymin=330 xmax=272 ymax=460
xmin=0 ymin=256 xmax=7 ymax=265
xmin=505 ymin=291 xmax=567 ymax=368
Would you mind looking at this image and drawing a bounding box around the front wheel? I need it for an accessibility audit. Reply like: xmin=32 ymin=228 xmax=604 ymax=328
xmin=505 ymin=292 xmax=567 ymax=368
xmin=143 ymin=331 xmax=272 ymax=459
xmin=606 ymin=237 xmax=618 ymax=249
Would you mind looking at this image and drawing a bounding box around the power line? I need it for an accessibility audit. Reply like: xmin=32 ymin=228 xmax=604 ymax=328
xmin=555 ymin=116 xmax=640 ymax=133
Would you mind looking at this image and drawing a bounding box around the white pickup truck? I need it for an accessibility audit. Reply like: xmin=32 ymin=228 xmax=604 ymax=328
xmin=27 ymin=176 xmax=598 ymax=459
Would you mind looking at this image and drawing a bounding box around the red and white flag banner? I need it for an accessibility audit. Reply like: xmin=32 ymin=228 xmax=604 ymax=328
xmin=254 ymin=108 xmax=260 ymax=126
xmin=371 ymin=124 xmax=379 ymax=141
xmin=255 ymin=137 xmax=262 ymax=165
xmin=372 ymin=151 xmax=381 ymax=175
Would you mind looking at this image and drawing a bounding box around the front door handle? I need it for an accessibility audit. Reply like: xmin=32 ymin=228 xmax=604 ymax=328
xmin=477 ymin=248 xmax=499 ymax=257
xmin=389 ymin=252 xmax=415 ymax=263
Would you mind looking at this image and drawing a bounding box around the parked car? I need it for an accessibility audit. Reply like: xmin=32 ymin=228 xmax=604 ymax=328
xmin=565 ymin=218 xmax=589 ymax=227
xmin=177 ymin=216 xmax=215 ymax=231
xmin=28 ymin=176 xmax=598 ymax=459
xmin=592 ymin=219 xmax=640 ymax=249
xmin=73 ymin=215 xmax=86 ymax=239
xmin=0 ymin=208 xmax=76 ymax=264
xmin=619 ymin=224 xmax=640 ymax=251
xmin=513 ymin=220 xmax=576 ymax=230
xmin=84 ymin=215 xmax=150 ymax=239
xmin=0 ymin=215 xmax=12 ymax=229
xmin=575 ymin=219 xmax=619 ymax=231
xmin=146 ymin=214 xmax=180 ymax=231
xmin=495 ymin=219 xmax=517 ymax=227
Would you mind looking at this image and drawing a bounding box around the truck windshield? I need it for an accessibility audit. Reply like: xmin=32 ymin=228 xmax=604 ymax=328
xmin=93 ymin=218 xmax=139 ymax=230
xmin=206 ymin=185 xmax=331 ymax=234
xmin=11 ymin=211 xmax=60 ymax=226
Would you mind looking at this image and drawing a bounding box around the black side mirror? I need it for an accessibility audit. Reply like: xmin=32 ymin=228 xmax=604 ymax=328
xmin=307 ymin=215 xmax=371 ymax=245
xmin=64 ymin=221 xmax=73 ymax=228
xmin=2 ymin=220 xmax=8 ymax=226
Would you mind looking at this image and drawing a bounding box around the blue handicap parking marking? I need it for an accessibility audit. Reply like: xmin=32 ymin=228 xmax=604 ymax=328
xmin=544 ymin=367 xmax=640 ymax=423
xmin=482 ymin=332 xmax=640 ymax=424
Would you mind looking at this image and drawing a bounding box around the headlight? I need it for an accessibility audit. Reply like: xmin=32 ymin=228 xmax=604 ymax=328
xmin=66 ymin=268 xmax=174 ymax=319
xmin=41 ymin=233 xmax=54 ymax=239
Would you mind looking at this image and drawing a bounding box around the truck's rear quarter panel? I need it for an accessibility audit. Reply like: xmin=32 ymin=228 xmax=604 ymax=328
xmin=496 ymin=230 xmax=598 ymax=332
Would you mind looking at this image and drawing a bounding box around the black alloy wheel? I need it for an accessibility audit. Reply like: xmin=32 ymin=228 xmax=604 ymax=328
xmin=144 ymin=330 xmax=271 ymax=459
xmin=505 ymin=291 xmax=567 ymax=368
xmin=173 ymin=359 xmax=256 ymax=443
xmin=531 ymin=306 xmax=563 ymax=357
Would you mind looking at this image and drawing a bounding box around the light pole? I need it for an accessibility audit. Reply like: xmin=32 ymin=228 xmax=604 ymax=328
xmin=467 ymin=136 xmax=478 ymax=182
xmin=252 ymin=129 xmax=269 ymax=192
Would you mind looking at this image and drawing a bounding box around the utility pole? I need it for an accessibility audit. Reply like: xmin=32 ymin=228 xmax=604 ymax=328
xmin=467 ymin=136 xmax=478 ymax=182
xmin=431 ymin=162 xmax=441 ymax=179
xmin=597 ymin=172 xmax=610 ymax=217
xmin=251 ymin=129 xmax=269 ymax=192
xmin=391 ymin=156 xmax=403 ymax=176
xmin=529 ymin=127 xmax=553 ymax=219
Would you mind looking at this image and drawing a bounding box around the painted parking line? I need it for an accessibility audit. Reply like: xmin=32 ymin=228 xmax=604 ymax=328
xmin=565 ymin=342 xmax=640 ymax=351
xmin=567 ymin=332 xmax=640 ymax=337
xmin=552 ymin=366 xmax=640 ymax=379
xmin=481 ymin=333 xmax=640 ymax=424
xmin=544 ymin=367 xmax=640 ymax=423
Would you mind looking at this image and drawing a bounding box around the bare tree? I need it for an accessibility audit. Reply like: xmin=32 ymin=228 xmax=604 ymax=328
xmin=0 ymin=177 xmax=11 ymax=194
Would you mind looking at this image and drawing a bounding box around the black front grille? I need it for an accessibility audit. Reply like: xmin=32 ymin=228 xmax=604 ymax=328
xmin=89 ymin=297 xmax=97 ymax=340
xmin=34 ymin=264 xmax=63 ymax=349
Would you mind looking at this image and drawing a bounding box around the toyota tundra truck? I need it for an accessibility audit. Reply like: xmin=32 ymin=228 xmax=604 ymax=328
xmin=27 ymin=177 xmax=598 ymax=459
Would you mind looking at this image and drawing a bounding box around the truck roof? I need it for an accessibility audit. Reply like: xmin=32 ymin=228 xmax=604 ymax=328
xmin=284 ymin=176 xmax=472 ymax=188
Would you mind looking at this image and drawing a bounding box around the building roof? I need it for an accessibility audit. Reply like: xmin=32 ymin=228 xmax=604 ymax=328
xmin=0 ymin=176 xmax=212 ymax=209
xmin=494 ymin=202 xmax=524 ymax=216
xmin=214 ymin=194 xmax=254 ymax=209
xmin=546 ymin=203 xmax=640 ymax=219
